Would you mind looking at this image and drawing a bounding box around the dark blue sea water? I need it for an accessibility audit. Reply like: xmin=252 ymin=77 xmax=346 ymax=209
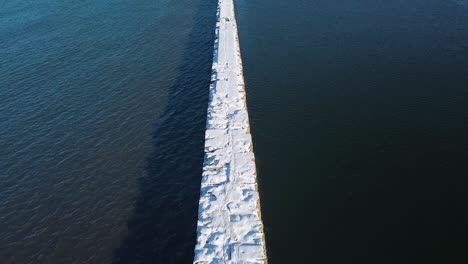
xmin=3 ymin=0 xmax=468 ymax=263
xmin=1 ymin=0 xmax=216 ymax=263
xmin=236 ymin=0 xmax=468 ymax=263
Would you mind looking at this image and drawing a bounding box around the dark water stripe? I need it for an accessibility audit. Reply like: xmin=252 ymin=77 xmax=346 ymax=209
xmin=111 ymin=2 xmax=217 ymax=263
xmin=236 ymin=0 xmax=468 ymax=263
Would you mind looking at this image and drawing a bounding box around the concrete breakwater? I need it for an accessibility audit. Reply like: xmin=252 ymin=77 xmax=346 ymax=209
xmin=193 ymin=0 xmax=267 ymax=263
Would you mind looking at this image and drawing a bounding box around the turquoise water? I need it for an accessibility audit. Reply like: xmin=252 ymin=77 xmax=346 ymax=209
xmin=1 ymin=0 xmax=216 ymax=262
xmin=236 ymin=0 xmax=468 ymax=263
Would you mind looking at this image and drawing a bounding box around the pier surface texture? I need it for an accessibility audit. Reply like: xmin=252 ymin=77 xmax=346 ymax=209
xmin=193 ymin=0 xmax=267 ymax=263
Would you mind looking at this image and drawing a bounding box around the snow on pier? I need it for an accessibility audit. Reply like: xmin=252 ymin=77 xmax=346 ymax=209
xmin=193 ymin=0 xmax=267 ymax=263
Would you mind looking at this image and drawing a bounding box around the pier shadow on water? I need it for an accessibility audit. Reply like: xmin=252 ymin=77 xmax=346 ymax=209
xmin=112 ymin=2 xmax=217 ymax=263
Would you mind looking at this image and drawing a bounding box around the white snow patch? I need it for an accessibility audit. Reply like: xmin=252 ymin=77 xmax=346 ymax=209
xmin=193 ymin=0 xmax=267 ymax=263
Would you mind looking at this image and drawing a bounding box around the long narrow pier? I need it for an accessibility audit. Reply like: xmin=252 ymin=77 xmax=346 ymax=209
xmin=193 ymin=0 xmax=267 ymax=263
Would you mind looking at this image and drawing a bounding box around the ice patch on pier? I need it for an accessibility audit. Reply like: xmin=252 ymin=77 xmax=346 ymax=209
xmin=193 ymin=0 xmax=267 ymax=263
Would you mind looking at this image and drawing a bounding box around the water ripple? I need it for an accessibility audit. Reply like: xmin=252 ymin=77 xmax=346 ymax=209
xmin=1 ymin=0 xmax=216 ymax=263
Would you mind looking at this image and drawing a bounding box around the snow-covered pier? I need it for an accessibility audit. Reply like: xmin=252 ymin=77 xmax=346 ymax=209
xmin=193 ymin=0 xmax=267 ymax=263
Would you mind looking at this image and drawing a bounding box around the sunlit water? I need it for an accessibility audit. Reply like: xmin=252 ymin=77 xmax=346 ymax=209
xmin=236 ymin=0 xmax=468 ymax=263
xmin=0 ymin=0 xmax=216 ymax=263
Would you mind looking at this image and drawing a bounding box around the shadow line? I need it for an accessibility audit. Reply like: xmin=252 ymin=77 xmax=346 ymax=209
xmin=112 ymin=1 xmax=217 ymax=263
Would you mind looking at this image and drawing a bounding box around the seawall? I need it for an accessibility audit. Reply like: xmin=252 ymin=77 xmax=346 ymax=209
xmin=193 ymin=0 xmax=267 ymax=263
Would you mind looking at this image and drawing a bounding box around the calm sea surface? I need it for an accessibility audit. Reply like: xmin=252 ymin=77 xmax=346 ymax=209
xmin=236 ymin=0 xmax=468 ymax=263
xmin=1 ymin=0 xmax=216 ymax=263
xmin=2 ymin=0 xmax=468 ymax=263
